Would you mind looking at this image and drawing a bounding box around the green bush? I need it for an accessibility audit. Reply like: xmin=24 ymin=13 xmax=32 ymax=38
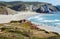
xmin=47 ymin=36 xmax=60 ymax=39
xmin=0 ymin=36 xmax=12 ymax=39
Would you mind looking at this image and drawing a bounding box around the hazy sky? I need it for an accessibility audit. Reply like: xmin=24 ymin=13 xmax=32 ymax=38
xmin=0 ymin=0 xmax=60 ymax=5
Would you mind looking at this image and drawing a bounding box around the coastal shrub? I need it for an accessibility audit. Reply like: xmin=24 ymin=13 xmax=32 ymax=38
xmin=0 ymin=27 xmax=6 ymax=31
xmin=44 ymin=30 xmax=49 ymax=34
xmin=10 ymin=21 xmax=18 ymax=23
xmin=5 ymin=28 xmax=30 ymax=37
xmin=19 ymin=20 xmax=23 ymax=23
xmin=51 ymin=32 xmax=59 ymax=35
xmin=0 ymin=36 xmax=12 ymax=39
xmin=20 ymin=23 xmax=30 ymax=28
xmin=47 ymin=36 xmax=60 ymax=39
xmin=32 ymin=36 xmax=45 ymax=39
xmin=0 ymin=27 xmax=9 ymax=31
xmin=39 ymin=29 xmax=49 ymax=34
xmin=0 ymin=26 xmax=14 ymax=31
xmin=39 ymin=29 xmax=46 ymax=31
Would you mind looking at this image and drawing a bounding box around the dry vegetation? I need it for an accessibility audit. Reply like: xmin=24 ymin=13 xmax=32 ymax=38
xmin=0 ymin=20 xmax=59 ymax=39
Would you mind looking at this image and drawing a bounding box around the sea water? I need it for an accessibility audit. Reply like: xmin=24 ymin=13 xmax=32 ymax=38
xmin=27 ymin=12 xmax=60 ymax=34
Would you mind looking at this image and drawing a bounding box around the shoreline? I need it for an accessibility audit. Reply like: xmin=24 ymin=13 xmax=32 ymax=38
xmin=31 ymin=22 xmax=60 ymax=34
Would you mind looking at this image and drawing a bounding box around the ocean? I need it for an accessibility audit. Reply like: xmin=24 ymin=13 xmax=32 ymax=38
xmin=27 ymin=12 xmax=60 ymax=34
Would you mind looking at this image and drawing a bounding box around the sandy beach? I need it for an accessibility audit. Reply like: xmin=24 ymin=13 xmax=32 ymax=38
xmin=0 ymin=11 xmax=39 ymax=23
xmin=12 ymin=11 xmax=39 ymax=21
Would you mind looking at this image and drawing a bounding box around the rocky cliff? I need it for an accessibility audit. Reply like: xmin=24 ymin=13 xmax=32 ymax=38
xmin=55 ymin=5 xmax=60 ymax=11
xmin=0 ymin=1 xmax=59 ymax=13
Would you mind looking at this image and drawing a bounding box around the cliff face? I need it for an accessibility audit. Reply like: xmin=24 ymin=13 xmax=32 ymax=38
xmin=0 ymin=1 xmax=59 ymax=13
xmin=9 ymin=2 xmax=58 ymax=13
xmin=36 ymin=4 xmax=58 ymax=13
xmin=55 ymin=5 xmax=60 ymax=11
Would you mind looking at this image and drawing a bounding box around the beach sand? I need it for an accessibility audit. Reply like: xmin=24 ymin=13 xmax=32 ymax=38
xmin=0 ymin=11 xmax=39 ymax=23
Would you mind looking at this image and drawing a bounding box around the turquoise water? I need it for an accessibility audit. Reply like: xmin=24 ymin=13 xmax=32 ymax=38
xmin=27 ymin=12 xmax=60 ymax=34
xmin=27 ymin=12 xmax=60 ymax=28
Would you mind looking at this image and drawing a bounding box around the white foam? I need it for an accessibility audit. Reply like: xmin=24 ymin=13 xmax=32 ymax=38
xmin=38 ymin=18 xmax=44 ymax=20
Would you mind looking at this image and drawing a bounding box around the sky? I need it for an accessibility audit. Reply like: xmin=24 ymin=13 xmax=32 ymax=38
xmin=0 ymin=0 xmax=60 ymax=5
